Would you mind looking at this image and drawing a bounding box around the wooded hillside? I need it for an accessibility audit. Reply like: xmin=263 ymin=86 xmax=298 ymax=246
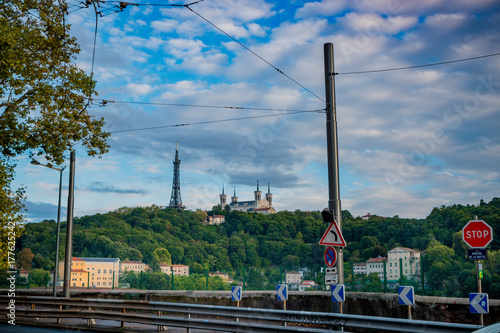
xmin=13 ymin=198 xmax=500 ymax=295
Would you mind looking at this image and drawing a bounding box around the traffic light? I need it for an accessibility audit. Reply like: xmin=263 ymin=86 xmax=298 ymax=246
xmin=321 ymin=208 xmax=335 ymax=223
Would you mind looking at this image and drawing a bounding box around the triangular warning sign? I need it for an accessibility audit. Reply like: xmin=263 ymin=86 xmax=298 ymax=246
xmin=319 ymin=221 xmax=346 ymax=247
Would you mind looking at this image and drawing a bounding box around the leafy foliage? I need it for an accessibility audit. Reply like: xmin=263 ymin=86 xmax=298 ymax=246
xmin=0 ymin=0 xmax=110 ymax=269
xmin=15 ymin=198 xmax=500 ymax=295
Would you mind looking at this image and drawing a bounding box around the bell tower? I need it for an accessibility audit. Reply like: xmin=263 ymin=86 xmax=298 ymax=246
xmin=254 ymin=180 xmax=262 ymax=204
xmin=220 ymin=184 xmax=227 ymax=207
xmin=265 ymin=183 xmax=273 ymax=207
xmin=231 ymin=186 xmax=238 ymax=203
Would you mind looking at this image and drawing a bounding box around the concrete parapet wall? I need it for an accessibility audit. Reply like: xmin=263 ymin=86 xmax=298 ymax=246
xmin=11 ymin=289 xmax=500 ymax=325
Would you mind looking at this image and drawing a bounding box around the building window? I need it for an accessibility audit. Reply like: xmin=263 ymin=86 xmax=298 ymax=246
xmin=104 ymin=269 xmax=107 ymax=274
xmin=98 ymin=269 xmax=101 ymax=274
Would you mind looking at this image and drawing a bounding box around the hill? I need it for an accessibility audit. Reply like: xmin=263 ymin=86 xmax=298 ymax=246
xmin=12 ymin=198 xmax=500 ymax=295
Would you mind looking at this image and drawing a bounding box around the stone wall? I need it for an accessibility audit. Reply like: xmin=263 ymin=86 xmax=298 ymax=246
xmin=13 ymin=289 xmax=500 ymax=326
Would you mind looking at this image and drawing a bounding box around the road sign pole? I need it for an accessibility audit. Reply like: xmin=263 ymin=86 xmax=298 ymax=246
xmin=324 ymin=44 xmax=343 ymax=303
xmin=478 ymin=260 xmax=483 ymax=326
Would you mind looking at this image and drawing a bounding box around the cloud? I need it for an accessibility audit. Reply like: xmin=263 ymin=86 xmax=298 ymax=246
xmin=296 ymin=0 xmax=349 ymax=18
xmin=24 ymin=201 xmax=67 ymax=223
xmin=18 ymin=1 xmax=500 ymax=221
xmin=87 ymin=182 xmax=148 ymax=195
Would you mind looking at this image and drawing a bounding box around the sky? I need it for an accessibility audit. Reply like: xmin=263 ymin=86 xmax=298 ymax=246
xmin=14 ymin=0 xmax=500 ymax=222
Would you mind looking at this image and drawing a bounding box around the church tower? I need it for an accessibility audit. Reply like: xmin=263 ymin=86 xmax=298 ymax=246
xmin=265 ymin=183 xmax=273 ymax=207
xmin=220 ymin=184 xmax=227 ymax=208
xmin=254 ymin=180 xmax=262 ymax=204
xmin=169 ymin=142 xmax=185 ymax=209
xmin=231 ymin=186 xmax=238 ymax=204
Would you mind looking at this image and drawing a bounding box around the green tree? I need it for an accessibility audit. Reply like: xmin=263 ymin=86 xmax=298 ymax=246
xmin=17 ymin=248 xmax=34 ymax=270
xmin=30 ymin=268 xmax=50 ymax=287
xmin=153 ymin=247 xmax=172 ymax=265
xmin=0 ymin=0 xmax=110 ymax=269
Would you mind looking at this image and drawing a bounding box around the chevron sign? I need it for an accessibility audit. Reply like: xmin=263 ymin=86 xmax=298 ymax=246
xmin=231 ymin=286 xmax=242 ymax=302
xmin=398 ymin=286 xmax=414 ymax=306
xmin=277 ymin=284 xmax=288 ymax=301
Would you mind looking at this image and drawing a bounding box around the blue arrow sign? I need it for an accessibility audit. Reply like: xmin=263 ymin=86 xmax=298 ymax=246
xmin=277 ymin=284 xmax=288 ymax=301
xmin=231 ymin=286 xmax=242 ymax=302
xmin=469 ymin=293 xmax=488 ymax=314
xmin=331 ymin=284 xmax=345 ymax=302
xmin=398 ymin=286 xmax=414 ymax=305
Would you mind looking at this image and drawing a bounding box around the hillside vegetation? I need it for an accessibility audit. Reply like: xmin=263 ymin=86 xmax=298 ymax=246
xmin=13 ymin=198 xmax=500 ymax=296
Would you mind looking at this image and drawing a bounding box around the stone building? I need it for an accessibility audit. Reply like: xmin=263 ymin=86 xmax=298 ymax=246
xmin=220 ymin=181 xmax=274 ymax=214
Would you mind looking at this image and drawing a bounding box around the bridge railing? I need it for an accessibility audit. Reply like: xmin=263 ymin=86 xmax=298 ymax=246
xmin=0 ymin=295 xmax=483 ymax=333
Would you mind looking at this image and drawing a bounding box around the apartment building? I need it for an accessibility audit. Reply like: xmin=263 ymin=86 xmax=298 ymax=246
xmin=285 ymin=270 xmax=301 ymax=284
xmin=58 ymin=257 xmax=120 ymax=288
xmin=387 ymin=247 xmax=421 ymax=281
xmin=121 ymin=261 xmax=149 ymax=274
xmin=160 ymin=264 xmax=171 ymax=275
xmin=171 ymin=264 xmax=189 ymax=276
xmin=366 ymin=256 xmax=387 ymax=281
xmin=353 ymin=263 xmax=367 ymax=275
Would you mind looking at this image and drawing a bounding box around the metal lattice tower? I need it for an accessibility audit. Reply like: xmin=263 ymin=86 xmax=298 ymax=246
xmin=169 ymin=142 xmax=185 ymax=210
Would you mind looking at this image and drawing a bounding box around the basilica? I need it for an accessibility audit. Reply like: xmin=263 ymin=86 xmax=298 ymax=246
xmin=219 ymin=181 xmax=275 ymax=214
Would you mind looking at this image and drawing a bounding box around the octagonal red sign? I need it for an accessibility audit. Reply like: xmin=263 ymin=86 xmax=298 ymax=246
xmin=462 ymin=220 xmax=493 ymax=248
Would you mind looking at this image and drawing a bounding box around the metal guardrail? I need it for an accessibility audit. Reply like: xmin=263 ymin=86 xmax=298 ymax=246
xmin=0 ymin=295 xmax=484 ymax=333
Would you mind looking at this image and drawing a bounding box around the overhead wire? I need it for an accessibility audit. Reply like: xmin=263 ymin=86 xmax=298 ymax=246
xmin=106 ymin=109 xmax=324 ymax=134
xmin=78 ymin=0 xmax=325 ymax=104
xmin=337 ymin=52 xmax=500 ymax=75
xmin=91 ymin=98 xmax=322 ymax=113
xmin=67 ymin=2 xmax=500 ymax=135
xmin=184 ymin=5 xmax=326 ymax=104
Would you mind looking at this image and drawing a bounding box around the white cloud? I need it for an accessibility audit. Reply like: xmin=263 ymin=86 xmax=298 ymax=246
xmin=126 ymin=83 xmax=153 ymax=98
xmin=296 ymin=0 xmax=349 ymax=18
xmin=341 ymin=13 xmax=418 ymax=35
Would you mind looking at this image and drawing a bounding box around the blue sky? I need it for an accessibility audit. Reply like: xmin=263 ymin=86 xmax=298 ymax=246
xmin=14 ymin=0 xmax=500 ymax=222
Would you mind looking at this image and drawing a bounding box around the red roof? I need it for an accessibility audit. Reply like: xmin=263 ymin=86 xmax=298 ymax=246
xmin=60 ymin=257 xmax=84 ymax=262
xmin=366 ymin=257 xmax=387 ymax=263
xmin=122 ymin=261 xmax=145 ymax=264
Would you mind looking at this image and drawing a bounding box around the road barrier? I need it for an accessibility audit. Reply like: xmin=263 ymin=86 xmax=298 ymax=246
xmin=0 ymin=295 xmax=483 ymax=332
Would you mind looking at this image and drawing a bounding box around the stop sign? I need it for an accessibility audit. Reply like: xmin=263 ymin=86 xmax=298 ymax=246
xmin=462 ymin=220 xmax=493 ymax=248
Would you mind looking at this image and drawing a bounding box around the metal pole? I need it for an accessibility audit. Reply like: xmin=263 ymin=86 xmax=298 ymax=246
xmin=53 ymin=167 xmax=65 ymax=297
xmin=478 ymin=260 xmax=483 ymax=326
xmin=400 ymin=258 xmax=403 ymax=285
xmin=351 ymin=265 xmax=355 ymax=291
xmin=324 ymin=43 xmax=343 ymax=313
xmin=63 ymin=151 xmax=75 ymax=298
xmin=383 ymin=260 xmax=387 ymax=293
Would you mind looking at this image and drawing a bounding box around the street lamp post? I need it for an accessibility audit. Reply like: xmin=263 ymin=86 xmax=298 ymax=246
xmin=31 ymin=159 xmax=66 ymax=297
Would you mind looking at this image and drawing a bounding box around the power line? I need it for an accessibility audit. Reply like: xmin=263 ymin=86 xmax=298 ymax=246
xmin=337 ymin=52 xmax=500 ymax=75
xmin=88 ymin=1 xmax=325 ymax=104
xmin=106 ymin=109 xmax=324 ymax=134
xmin=185 ymin=6 xmax=326 ymax=104
xmin=92 ymin=98 xmax=321 ymax=113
